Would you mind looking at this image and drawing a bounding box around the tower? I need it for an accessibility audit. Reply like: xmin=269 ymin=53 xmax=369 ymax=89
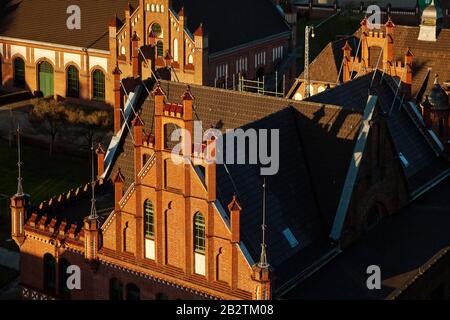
xmin=84 ymin=145 xmax=100 ymax=262
xmin=10 ymin=125 xmax=28 ymax=246
xmin=418 ymin=0 xmax=444 ymax=41
xmin=421 ymin=75 xmax=450 ymax=156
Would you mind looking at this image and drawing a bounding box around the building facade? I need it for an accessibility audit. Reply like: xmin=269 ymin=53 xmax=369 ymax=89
xmin=0 ymin=0 xmax=296 ymax=107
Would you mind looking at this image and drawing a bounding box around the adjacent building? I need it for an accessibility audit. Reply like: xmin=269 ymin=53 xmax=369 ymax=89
xmin=0 ymin=0 xmax=296 ymax=107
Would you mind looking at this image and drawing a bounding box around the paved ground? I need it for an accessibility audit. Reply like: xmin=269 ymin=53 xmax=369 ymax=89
xmin=0 ymin=248 xmax=20 ymax=300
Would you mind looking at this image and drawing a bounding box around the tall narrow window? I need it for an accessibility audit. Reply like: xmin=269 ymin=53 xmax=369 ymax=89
xmin=173 ymin=38 xmax=178 ymax=62
xmin=92 ymin=69 xmax=105 ymax=101
xmin=193 ymin=212 xmax=206 ymax=275
xmin=43 ymin=253 xmax=56 ymax=292
xmin=144 ymin=200 xmax=155 ymax=239
xmin=110 ymin=278 xmax=123 ymax=300
xmin=66 ymin=65 xmax=79 ymax=98
xmin=156 ymin=41 xmax=164 ymax=57
xmin=194 ymin=212 xmax=205 ymax=253
xmin=144 ymin=200 xmax=155 ymax=260
xmin=14 ymin=57 xmax=25 ymax=88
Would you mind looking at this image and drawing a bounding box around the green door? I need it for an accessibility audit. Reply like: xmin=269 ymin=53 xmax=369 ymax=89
xmin=38 ymin=61 xmax=54 ymax=97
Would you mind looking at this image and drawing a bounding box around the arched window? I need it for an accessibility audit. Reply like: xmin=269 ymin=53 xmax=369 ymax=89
xmin=59 ymin=258 xmax=71 ymax=297
xmin=151 ymin=23 xmax=162 ymax=37
xmin=92 ymin=69 xmax=105 ymax=101
xmin=173 ymin=38 xmax=178 ymax=62
xmin=156 ymin=41 xmax=164 ymax=57
xmin=13 ymin=57 xmax=25 ymax=88
xmin=194 ymin=212 xmax=205 ymax=254
xmin=121 ymin=45 xmax=126 ymax=56
xmin=126 ymin=283 xmax=140 ymax=300
xmin=66 ymin=65 xmax=79 ymax=98
xmin=188 ymin=54 xmax=194 ymax=64
xmin=144 ymin=199 xmax=155 ymax=239
xmin=110 ymin=278 xmax=123 ymax=300
xmin=43 ymin=253 xmax=56 ymax=292
xmin=193 ymin=212 xmax=206 ymax=275
xmin=38 ymin=61 xmax=54 ymax=97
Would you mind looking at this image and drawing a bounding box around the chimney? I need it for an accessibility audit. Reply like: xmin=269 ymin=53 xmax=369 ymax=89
xmin=403 ymin=48 xmax=413 ymax=98
xmin=132 ymin=31 xmax=141 ymax=79
xmin=95 ymin=143 xmax=105 ymax=178
xmin=342 ymin=41 xmax=352 ymax=82
xmin=205 ymin=134 xmax=216 ymax=202
xmin=228 ymin=195 xmax=241 ymax=243
xmin=114 ymin=168 xmax=125 ymax=212
xmin=132 ymin=115 xmax=144 ymax=177
xmin=113 ymin=65 xmax=122 ymax=134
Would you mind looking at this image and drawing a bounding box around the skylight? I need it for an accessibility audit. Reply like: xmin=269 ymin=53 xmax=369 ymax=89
xmin=282 ymin=228 xmax=299 ymax=248
xmin=399 ymin=152 xmax=409 ymax=168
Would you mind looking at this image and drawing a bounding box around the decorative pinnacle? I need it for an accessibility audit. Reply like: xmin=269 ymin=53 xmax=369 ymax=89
xmin=16 ymin=124 xmax=24 ymax=197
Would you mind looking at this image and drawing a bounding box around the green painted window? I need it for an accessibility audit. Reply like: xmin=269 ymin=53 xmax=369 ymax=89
xmin=144 ymin=199 xmax=155 ymax=239
xmin=110 ymin=278 xmax=123 ymax=300
xmin=14 ymin=57 xmax=25 ymax=88
xmin=156 ymin=41 xmax=164 ymax=57
xmin=92 ymin=69 xmax=105 ymax=101
xmin=194 ymin=212 xmax=205 ymax=254
xmin=67 ymin=65 xmax=79 ymax=98
xmin=43 ymin=253 xmax=56 ymax=292
xmin=126 ymin=283 xmax=140 ymax=300
xmin=38 ymin=61 xmax=54 ymax=97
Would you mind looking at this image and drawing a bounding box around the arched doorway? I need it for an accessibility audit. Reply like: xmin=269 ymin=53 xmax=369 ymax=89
xmin=38 ymin=61 xmax=54 ymax=97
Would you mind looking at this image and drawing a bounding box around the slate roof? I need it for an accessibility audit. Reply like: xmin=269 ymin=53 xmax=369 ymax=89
xmin=283 ymin=175 xmax=450 ymax=300
xmin=36 ymin=180 xmax=115 ymax=231
xmin=171 ymin=0 xmax=290 ymax=54
xmin=306 ymin=72 xmax=450 ymax=194
xmin=300 ymin=24 xmax=450 ymax=99
xmin=107 ymin=79 xmax=363 ymax=291
xmin=0 ymin=0 xmax=290 ymax=54
xmin=0 ymin=0 xmax=139 ymax=51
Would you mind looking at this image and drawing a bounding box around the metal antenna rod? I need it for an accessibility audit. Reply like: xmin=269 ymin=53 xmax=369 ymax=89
xmin=16 ymin=124 xmax=24 ymax=197
xmin=258 ymin=177 xmax=268 ymax=268
xmin=89 ymin=144 xmax=98 ymax=219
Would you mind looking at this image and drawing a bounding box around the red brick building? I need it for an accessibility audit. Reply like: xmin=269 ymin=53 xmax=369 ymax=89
xmin=0 ymin=0 xmax=296 ymax=107
xmin=289 ymin=1 xmax=450 ymax=101
xmin=10 ymin=65 xmax=450 ymax=299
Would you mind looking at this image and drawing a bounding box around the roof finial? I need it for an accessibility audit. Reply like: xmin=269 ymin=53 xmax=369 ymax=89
xmin=258 ymin=177 xmax=269 ymax=269
xmin=89 ymin=144 xmax=98 ymax=220
xmin=16 ymin=124 xmax=24 ymax=197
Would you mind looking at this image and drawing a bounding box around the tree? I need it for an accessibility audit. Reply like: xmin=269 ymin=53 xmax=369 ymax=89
xmin=29 ymin=99 xmax=67 ymax=156
xmin=65 ymin=107 xmax=112 ymax=152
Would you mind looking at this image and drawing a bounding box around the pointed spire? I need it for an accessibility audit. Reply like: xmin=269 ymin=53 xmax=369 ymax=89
xmin=181 ymin=85 xmax=194 ymax=101
xmin=16 ymin=124 xmax=24 ymax=197
xmin=258 ymin=178 xmax=269 ymax=269
xmin=88 ymin=144 xmax=98 ymax=220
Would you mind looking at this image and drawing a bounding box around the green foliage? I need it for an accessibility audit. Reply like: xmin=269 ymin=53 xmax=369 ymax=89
xmin=29 ymin=98 xmax=67 ymax=155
